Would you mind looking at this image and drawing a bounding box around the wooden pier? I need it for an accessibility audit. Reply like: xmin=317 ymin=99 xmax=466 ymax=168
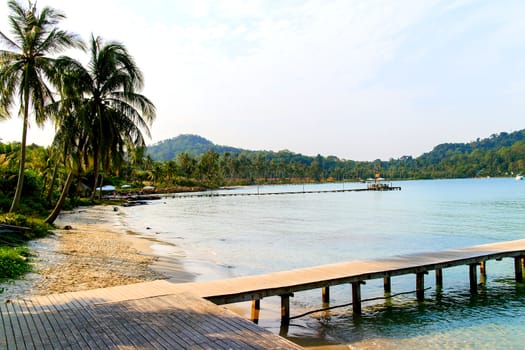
xmin=3 ymin=238 xmax=525 ymax=349
xmin=164 ymin=183 xmax=401 ymax=199
xmin=167 ymin=238 xmax=525 ymax=323
xmin=0 ymin=282 xmax=303 ymax=349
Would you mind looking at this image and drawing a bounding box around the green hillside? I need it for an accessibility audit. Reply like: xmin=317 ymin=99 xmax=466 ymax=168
xmin=146 ymin=129 xmax=525 ymax=180
xmin=147 ymin=134 xmax=246 ymax=161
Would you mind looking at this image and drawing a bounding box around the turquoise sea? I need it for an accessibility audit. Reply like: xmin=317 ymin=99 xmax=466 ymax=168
xmin=120 ymin=178 xmax=525 ymax=349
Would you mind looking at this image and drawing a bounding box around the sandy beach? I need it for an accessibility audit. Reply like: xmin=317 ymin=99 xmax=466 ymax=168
xmin=0 ymin=205 xmax=350 ymax=349
xmin=0 ymin=206 xmax=167 ymax=301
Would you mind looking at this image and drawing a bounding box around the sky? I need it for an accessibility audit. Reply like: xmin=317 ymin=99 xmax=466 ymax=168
xmin=0 ymin=0 xmax=524 ymax=161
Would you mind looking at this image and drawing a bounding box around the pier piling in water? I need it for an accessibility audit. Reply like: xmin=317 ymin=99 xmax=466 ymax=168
xmin=515 ymin=256 xmax=524 ymax=282
xmin=251 ymin=299 xmax=261 ymax=323
xmin=280 ymin=293 xmax=294 ymax=323
xmin=322 ymin=286 xmax=330 ymax=304
xmin=170 ymin=238 xmax=525 ymax=325
xmin=469 ymin=263 xmax=478 ymax=293
xmin=384 ymin=276 xmax=392 ymax=294
xmin=435 ymin=268 xmax=443 ymax=290
xmin=416 ymin=272 xmax=426 ymax=300
xmin=480 ymin=261 xmax=487 ymax=285
xmin=352 ymin=282 xmax=363 ymax=314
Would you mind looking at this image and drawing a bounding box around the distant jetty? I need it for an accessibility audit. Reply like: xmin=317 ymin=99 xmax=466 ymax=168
xmin=160 ymin=183 xmax=401 ymax=199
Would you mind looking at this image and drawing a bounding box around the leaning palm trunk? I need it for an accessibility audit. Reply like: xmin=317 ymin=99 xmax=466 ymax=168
xmin=46 ymin=162 xmax=59 ymax=205
xmin=9 ymin=91 xmax=30 ymax=212
xmin=45 ymin=171 xmax=74 ymax=225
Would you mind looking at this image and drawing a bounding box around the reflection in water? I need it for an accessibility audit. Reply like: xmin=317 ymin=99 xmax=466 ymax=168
xmin=291 ymin=280 xmax=525 ymax=348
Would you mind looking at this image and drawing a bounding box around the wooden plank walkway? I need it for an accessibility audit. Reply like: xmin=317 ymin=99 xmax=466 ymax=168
xmin=1 ymin=284 xmax=303 ymax=349
xmin=164 ymin=238 xmax=525 ymax=320
xmin=3 ymin=238 xmax=525 ymax=349
xmin=163 ymin=238 xmax=525 ymax=300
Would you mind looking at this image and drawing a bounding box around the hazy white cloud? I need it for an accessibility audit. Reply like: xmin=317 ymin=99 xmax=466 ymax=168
xmin=1 ymin=0 xmax=524 ymax=160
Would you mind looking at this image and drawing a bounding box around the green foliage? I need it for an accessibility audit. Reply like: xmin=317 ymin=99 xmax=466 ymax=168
xmin=0 ymin=213 xmax=51 ymax=242
xmin=148 ymin=134 xmax=245 ymax=161
xmin=0 ymin=166 xmax=50 ymax=215
xmin=0 ymin=246 xmax=32 ymax=281
xmin=145 ymin=130 xmax=525 ymax=183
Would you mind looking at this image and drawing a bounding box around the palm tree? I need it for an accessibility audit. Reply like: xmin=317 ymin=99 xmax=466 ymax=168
xmin=44 ymin=103 xmax=89 ymax=224
xmin=0 ymin=0 xmax=82 ymax=212
xmin=53 ymin=34 xmax=156 ymax=200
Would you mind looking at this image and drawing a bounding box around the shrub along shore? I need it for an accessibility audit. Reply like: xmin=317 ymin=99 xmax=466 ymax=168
xmin=0 ymin=214 xmax=51 ymax=284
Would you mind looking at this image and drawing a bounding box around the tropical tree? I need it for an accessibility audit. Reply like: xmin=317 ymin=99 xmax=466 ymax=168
xmin=177 ymin=152 xmax=196 ymax=178
xmin=52 ymin=34 xmax=156 ymax=200
xmin=43 ymin=58 xmax=92 ymax=224
xmin=44 ymin=105 xmax=88 ymax=224
xmin=0 ymin=0 xmax=82 ymax=212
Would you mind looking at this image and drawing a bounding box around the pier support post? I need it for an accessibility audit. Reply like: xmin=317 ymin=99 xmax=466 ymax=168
xmin=280 ymin=294 xmax=293 ymax=323
xmin=435 ymin=268 xmax=443 ymax=290
xmin=383 ymin=276 xmax=391 ymax=294
xmin=352 ymin=282 xmax=362 ymax=315
xmin=515 ymin=257 xmax=524 ymax=283
xmin=322 ymin=286 xmax=330 ymax=304
xmin=469 ymin=263 xmax=478 ymax=293
xmin=251 ymin=299 xmax=261 ymax=324
xmin=480 ymin=261 xmax=487 ymax=285
xmin=416 ymin=272 xmax=425 ymax=301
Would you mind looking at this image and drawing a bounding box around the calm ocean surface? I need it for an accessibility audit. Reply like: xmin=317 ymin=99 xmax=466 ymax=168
xmin=120 ymin=178 xmax=525 ymax=349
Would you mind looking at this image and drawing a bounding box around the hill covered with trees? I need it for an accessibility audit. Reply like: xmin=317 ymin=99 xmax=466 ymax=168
xmin=2 ymin=129 xmax=524 ymax=216
xmin=147 ymin=134 xmax=246 ymax=160
xmin=145 ymin=129 xmax=525 ymax=182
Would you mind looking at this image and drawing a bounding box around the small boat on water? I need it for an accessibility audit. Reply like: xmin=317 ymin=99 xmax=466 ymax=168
xmin=516 ymin=174 xmax=524 ymax=180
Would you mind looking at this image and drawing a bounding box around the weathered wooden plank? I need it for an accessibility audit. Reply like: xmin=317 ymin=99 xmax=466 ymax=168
xmin=172 ymin=297 xmax=248 ymax=349
xmin=7 ymin=301 xmax=34 ymax=350
xmin=91 ymin=300 xmax=157 ymax=349
xmin=28 ymin=297 xmax=75 ymax=350
xmin=120 ymin=299 xmax=182 ymax=350
xmin=0 ymin=224 xmax=31 ymax=232
xmin=70 ymin=302 xmax=116 ymax=350
xmin=15 ymin=300 xmax=52 ymax=350
xmin=158 ymin=293 xmax=301 ymax=349
xmin=0 ymin=303 xmax=18 ymax=350
xmin=124 ymin=296 xmax=190 ymax=349
xmin=94 ymin=302 xmax=153 ymax=349
xmin=169 ymin=301 xmax=222 ymax=348
xmin=41 ymin=294 xmax=91 ymax=349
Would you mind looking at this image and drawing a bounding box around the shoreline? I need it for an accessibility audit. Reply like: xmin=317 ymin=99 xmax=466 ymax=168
xmin=0 ymin=205 xmax=187 ymax=300
xmin=0 ymin=204 xmax=349 ymax=349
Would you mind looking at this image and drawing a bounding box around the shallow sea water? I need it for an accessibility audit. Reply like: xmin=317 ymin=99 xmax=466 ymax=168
xmin=121 ymin=178 xmax=525 ymax=349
